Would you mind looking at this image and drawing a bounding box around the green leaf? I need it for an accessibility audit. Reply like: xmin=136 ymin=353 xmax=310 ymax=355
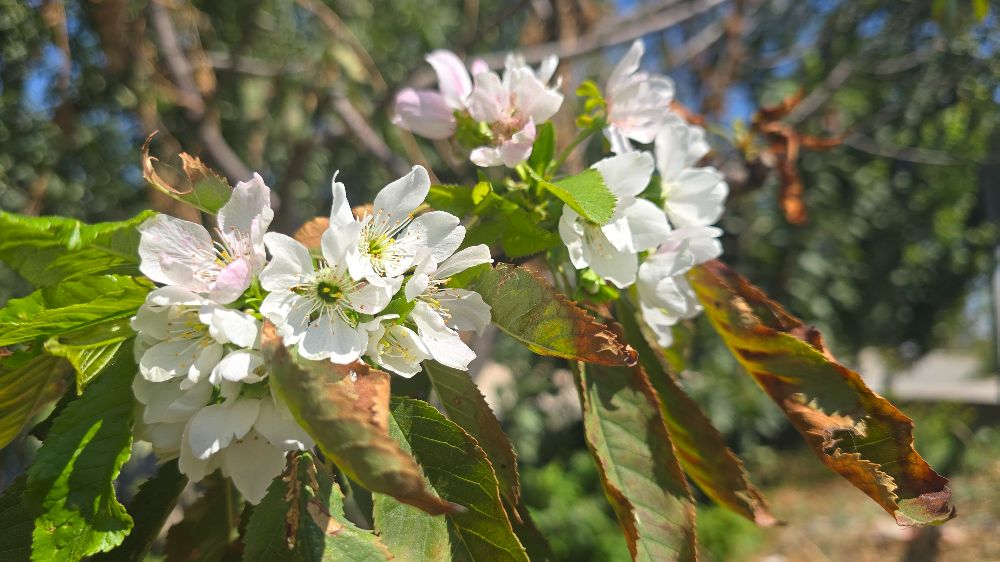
xmin=427 ymin=184 xmax=475 ymax=217
xmin=574 ymin=361 xmax=698 ymax=562
xmin=373 ymin=397 xmax=528 ymax=562
xmin=0 ymin=476 xmax=33 ymax=561
xmin=25 ymin=342 xmax=136 ymax=561
xmin=261 ymin=323 xmax=457 ymax=516
xmin=688 ymin=260 xmax=955 ymax=526
xmin=0 ymin=352 xmax=71 ymax=450
xmin=422 ymin=361 xmax=520 ymax=506
xmin=532 ymin=168 xmax=617 ymax=225
xmin=618 ymin=300 xmax=776 ymax=526
xmin=459 ymin=263 xmax=636 ymax=366
xmin=528 ymin=122 xmax=556 ymax=174
xmin=92 ymin=460 xmax=188 ymax=562
xmin=45 ymin=318 xmax=135 ymax=392
xmin=499 ymin=213 xmax=561 ymax=259
xmin=244 ymin=452 xmax=393 ymax=561
xmin=163 ymin=474 xmax=239 ymax=562
xmin=972 ymin=0 xmax=988 ymax=20
xmin=0 ymin=275 xmax=151 ymax=347
xmin=0 ymin=211 xmax=154 ymax=287
xmin=142 ymin=135 xmax=232 ymax=214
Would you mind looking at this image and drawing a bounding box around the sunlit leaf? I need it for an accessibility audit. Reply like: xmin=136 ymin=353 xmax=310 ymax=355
xmin=422 ymin=360 xmax=520 ymax=506
xmin=574 ymin=361 xmax=698 ymax=561
xmin=0 ymin=352 xmax=71 ymax=450
xmin=528 ymin=122 xmax=556 ymax=174
xmin=25 ymin=343 xmax=136 ymax=560
xmin=0 ymin=275 xmax=151 ymax=347
xmin=0 ymin=210 xmax=154 ymax=287
xmin=530 ymin=168 xmax=617 ymax=225
xmin=142 ymin=133 xmax=232 ymax=214
xmin=373 ymin=397 xmax=529 ymax=562
xmin=93 ymin=461 xmax=187 ymax=562
xmin=262 ymin=322 xmax=456 ymax=516
xmin=459 ymin=263 xmax=636 ymax=366
xmin=618 ymin=301 xmax=776 ymax=526
xmin=244 ymin=452 xmax=393 ymax=562
xmin=44 ymin=318 xmax=134 ymax=392
xmin=688 ymin=260 xmax=955 ymax=526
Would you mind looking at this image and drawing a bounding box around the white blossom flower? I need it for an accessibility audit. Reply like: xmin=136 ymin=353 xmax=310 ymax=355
xmin=655 ymin=122 xmax=728 ymax=227
xmin=393 ymin=50 xmax=474 ymax=139
xmin=363 ymin=315 xmax=432 ymax=378
xmin=139 ymin=174 xmax=274 ymax=304
xmin=467 ymin=56 xmax=564 ymax=167
xmin=558 ymin=151 xmax=671 ymax=288
xmin=329 ymin=166 xmax=465 ymax=280
xmin=132 ymin=286 xmax=260 ymax=387
xmin=178 ymin=384 xmax=313 ymax=504
xmin=604 ymin=40 xmax=676 ymax=154
xmin=405 ymin=244 xmax=493 ymax=370
xmin=259 ymin=226 xmax=398 ymax=364
xmin=132 ymin=376 xmax=213 ymax=459
xmin=637 ymin=226 xmax=722 ymax=346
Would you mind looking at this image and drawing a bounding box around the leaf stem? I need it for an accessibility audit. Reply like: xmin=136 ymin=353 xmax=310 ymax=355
xmin=551 ymin=127 xmax=601 ymax=174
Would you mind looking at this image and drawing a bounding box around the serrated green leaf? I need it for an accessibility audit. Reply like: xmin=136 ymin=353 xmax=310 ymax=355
xmin=458 ymin=264 xmax=636 ymax=366
xmin=499 ymin=213 xmax=561 ymax=259
xmin=45 ymin=318 xmax=135 ymax=392
xmin=92 ymin=460 xmax=188 ymax=562
xmin=262 ymin=324 xmax=456 ymax=516
xmin=528 ymin=123 xmax=556 ymax=174
xmin=25 ymin=343 xmax=136 ymax=561
xmin=0 ymin=275 xmax=151 ymax=347
xmin=0 ymin=211 xmax=155 ymax=287
xmin=427 ymin=184 xmax=475 ymax=217
xmin=163 ymin=474 xmax=239 ymax=562
xmin=573 ymin=361 xmax=698 ymax=562
xmin=244 ymin=452 xmax=393 ymax=562
xmin=373 ymin=397 xmax=528 ymax=562
xmin=532 ymin=168 xmax=617 ymax=225
xmin=0 ymin=476 xmax=33 ymax=561
xmin=0 ymin=353 xmax=71 ymax=450
xmin=689 ymin=260 xmax=955 ymax=526
xmin=142 ymin=136 xmax=232 ymax=214
xmin=619 ymin=300 xmax=776 ymax=526
xmin=423 ymin=361 xmax=520 ymax=506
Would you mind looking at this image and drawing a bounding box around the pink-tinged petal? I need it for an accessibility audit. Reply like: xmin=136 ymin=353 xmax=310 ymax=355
xmin=467 ymin=71 xmax=507 ymax=123
xmin=218 ymin=173 xmax=274 ymax=235
xmin=511 ymin=74 xmax=563 ymax=123
xmin=393 ymin=89 xmax=457 ymax=139
xmin=426 ymin=50 xmax=472 ymax=109
xmin=499 ymin=121 xmax=535 ymax=167
xmin=607 ymin=40 xmax=644 ymax=96
xmin=138 ymin=214 xmax=216 ymax=292
xmin=209 ymin=258 xmax=252 ymax=304
xmin=470 ymin=146 xmax=504 ymax=168
xmin=470 ymin=58 xmax=489 ymax=77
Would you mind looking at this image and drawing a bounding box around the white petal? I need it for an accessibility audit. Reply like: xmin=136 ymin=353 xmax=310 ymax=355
xmin=470 ymin=146 xmax=504 ymax=168
xmin=260 ymin=232 xmax=314 ymax=291
xmin=434 ymin=244 xmax=493 ymax=279
xmin=140 ymin=339 xmax=200 ymax=382
xmin=510 ymin=73 xmax=563 ymax=123
xmin=260 ymin=290 xmax=312 ymax=346
xmin=207 ymin=306 xmax=260 ymax=348
xmin=329 ymin=172 xmax=355 ymax=229
xmin=220 ymin=430 xmax=288 ymax=505
xmin=640 ymin=303 xmax=678 ymax=348
xmin=467 ymin=71 xmax=506 ymax=123
xmin=255 ymin=399 xmax=313 ymax=451
xmin=407 ymin=211 xmax=464 ymax=263
xmin=583 ymin=239 xmax=638 ymax=289
xmin=654 ymin=122 xmax=690 ymax=182
xmin=186 ymin=399 xmax=261 ymax=460
xmin=375 ymin=324 xmax=432 ymax=377
xmin=210 ymin=349 xmax=266 ymax=384
xmin=664 ymin=167 xmax=728 ymax=227
xmin=146 ymin=285 xmax=207 ymax=307
xmin=604 ymin=125 xmax=635 ymax=155
xmin=373 ymin=166 xmax=431 ymax=228
xmin=499 ymin=121 xmax=536 ymax=168
xmin=557 ymin=207 xmax=587 ymax=270
xmin=178 ymin=424 xmax=213 ymax=482
xmin=622 ymin=198 xmax=671 ymax=251
xmin=426 ymin=50 xmax=472 ymax=109
xmin=132 ymin=303 xmax=170 ymax=340
xmin=437 ymin=288 xmax=491 ymax=334
xmin=218 ymin=173 xmax=274 ymax=235
xmin=591 ymin=151 xmax=654 ymax=198
xmin=187 ymin=342 xmax=224 ymax=385
xmin=299 ymin=313 xmax=366 ymax=364
xmin=392 ymin=89 xmax=457 ymax=139
xmin=208 ymin=258 xmax=252 ymax=304
xmin=347 ymin=276 xmax=398 ymax=315
xmin=138 ymin=214 xmax=216 ymax=292
xmin=412 ymin=302 xmax=476 ymax=370
xmin=607 ymin=40 xmax=644 ymax=95
xmin=322 ymin=222 xmax=364 ymax=278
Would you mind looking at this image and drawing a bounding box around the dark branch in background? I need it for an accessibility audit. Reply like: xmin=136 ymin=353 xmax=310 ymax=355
xmin=148 ymin=0 xmax=252 ymax=182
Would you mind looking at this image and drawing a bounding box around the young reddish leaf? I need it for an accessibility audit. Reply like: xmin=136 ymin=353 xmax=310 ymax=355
xmin=688 ymin=260 xmax=955 ymax=526
xmin=293 ymin=217 xmax=330 ymax=249
xmin=262 ymin=323 xmax=457 ymax=516
xmin=574 ymin=361 xmax=698 ymax=562
xmin=461 ymin=264 xmax=636 ymax=366
xmin=142 ymin=132 xmax=232 ymax=214
xmin=423 ymin=360 xmax=521 ymax=507
xmin=618 ymin=302 xmax=776 ymax=526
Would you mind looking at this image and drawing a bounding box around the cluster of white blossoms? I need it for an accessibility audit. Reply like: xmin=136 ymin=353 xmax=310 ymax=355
xmin=131 ymin=167 xmax=491 ymax=503
xmin=393 ymin=50 xmax=563 ymax=168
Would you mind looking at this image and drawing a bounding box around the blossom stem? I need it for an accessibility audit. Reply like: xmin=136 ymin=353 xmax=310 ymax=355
xmin=551 ymin=126 xmax=601 ymax=174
